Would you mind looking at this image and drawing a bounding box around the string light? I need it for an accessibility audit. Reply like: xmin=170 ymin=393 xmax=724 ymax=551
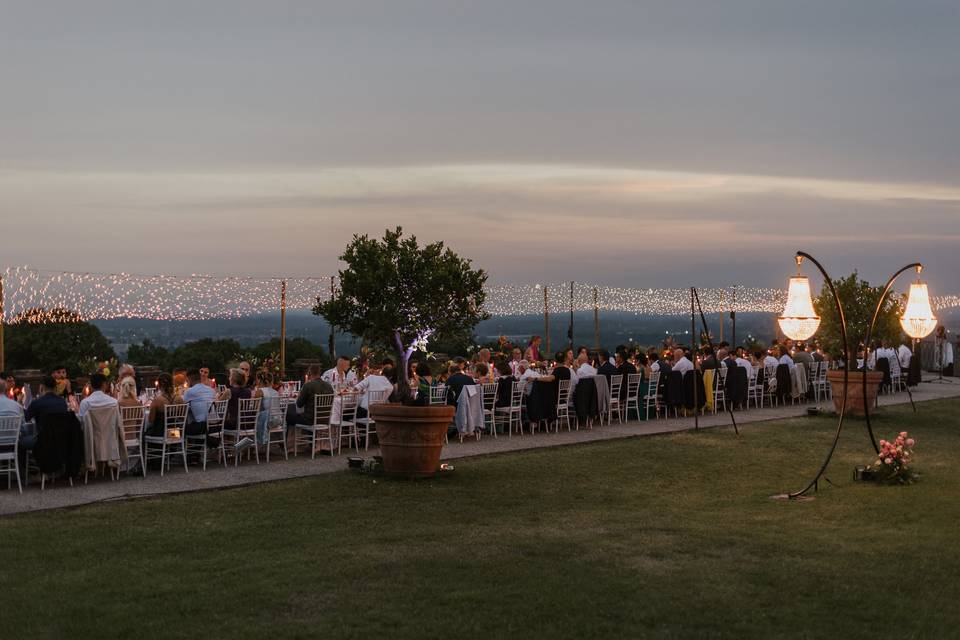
xmin=2 ymin=266 xmax=958 ymax=323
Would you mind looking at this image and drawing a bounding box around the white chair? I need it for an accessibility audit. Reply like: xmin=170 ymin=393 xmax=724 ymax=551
xmin=712 ymin=367 xmax=728 ymax=414
xmin=120 ymin=405 xmax=146 ymax=477
xmin=624 ymin=373 xmax=641 ymax=421
xmin=294 ymin=394 xmax=334 ymax=459
xmin=889 ymin=358 xmax=904 ymax=393
xmin=203 ymin=399 xmax=228 ymax=467
xmin=0 ymin=416 xmax=22 ymax=493
xmin=429 ymin=385 xmax=447 ymax=406
xmin=606 ymin=375 xmax=623 ymax=425
xmin=144 ymin=403 xmax=190 ymax=477
xmin=355 ymin=389 xmax=389 ymax=451
xmin=643 ymin=372 xmax=660 ymax=420
xmin=221 ymin=397 xmax=262 ymax=467
xmin=480 ymin=382 xmax=498 ymax=438
xmin=335 ymin=393 xmax=360 ymax=454
xmin=266 ymin=396 xmax=292 ymax=461
xmin=494 ymin=381 xmax=524 ymax=437
xmin=763 ymin=365 xmax=779 ymax=407
xmin=746 ymin=367 xmax=763 ymax=409
xmin=555 ymin=380 xmax=572 ymax=433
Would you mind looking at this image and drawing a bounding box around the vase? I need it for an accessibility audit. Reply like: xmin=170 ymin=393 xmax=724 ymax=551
xmin=826 ymin=370 xmax=885 ymax=417
xmin=369 ymin=404 xmax=455 ymax=478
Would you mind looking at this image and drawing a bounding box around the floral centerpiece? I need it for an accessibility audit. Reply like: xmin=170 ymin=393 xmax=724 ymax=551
xmin=863 ymin=431 xmax=918 ymax=484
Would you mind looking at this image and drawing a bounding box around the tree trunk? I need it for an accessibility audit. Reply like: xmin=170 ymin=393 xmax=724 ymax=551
xmin=392 ymin=330 xmax=411 ymax=403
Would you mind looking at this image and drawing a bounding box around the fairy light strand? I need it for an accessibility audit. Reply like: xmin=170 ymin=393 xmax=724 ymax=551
xmin=2 ymin=266 xmax=958 ymax=323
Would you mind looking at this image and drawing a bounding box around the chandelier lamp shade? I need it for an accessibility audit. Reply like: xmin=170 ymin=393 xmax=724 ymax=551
xmin=778 ymin=274 xmax=821 ymax=341
xmin=900 ymin=273 xmax=937 ymax=339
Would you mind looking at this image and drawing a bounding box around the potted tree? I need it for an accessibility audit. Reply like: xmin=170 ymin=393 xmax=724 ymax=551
xmin=813 ymin=272 xmax=900 ymax=416
xmin=314 ymin=227 xmax=488 ymax=477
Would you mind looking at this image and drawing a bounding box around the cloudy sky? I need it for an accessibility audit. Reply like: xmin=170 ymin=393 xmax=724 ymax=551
xmin=1 ymin=0 xmax=958 ymax=293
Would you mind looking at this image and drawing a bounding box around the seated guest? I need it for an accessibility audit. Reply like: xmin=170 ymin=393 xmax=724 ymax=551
xmin=322 ymin=356 xmax=357 ymax=389
xmin=700 ymin=347 xmax=718 ymax=370
xmin=237 ymin=361 xmax=255 ymax=390
xmin=672 ymin=348 xmax=694 ymax=374
xmin=597 ymin=349 xmax=618 ymax=382
xmin=354 ymin=364 xmax=395 ymax=417
xmin=648 ymin=349 xmax=669 ymax=374
xmin=735 ymin=352 xmax=754 ymax=380
xmin=26 ymin=376 xmax=70 ymax=424
xmin=182 ymin=369 xmax=215 ymax=436
xmin=199 ymin=366 xmax=217 ymax=390
xmin=221 ymin=370 xmax=251 ymax=431
xmin=0 ymin=378 xmax=25 ymax=424
xmin=494 ymin=362 xmax=517 ymax=408
xmin=51 ymin=366 xmax=73 ymax=398
xmin=414 ymin=362 xmax=434 ymax=406
xmin=793 ymin=343 xmax=814 ymax=366
xmin=761 ymin=350 xmax=780 ymax=369
xmin=717 ymin=349 xmax=738 ymax=371
xmin=576 ymin=353 xmax=597 ymax=378
xmin=445 ymin=364 xmax=475 ymax=405
xmin=509 ymin=347 xmax=524 ymax=376
xmin=117 ymin=376 xmax=141 ymax=409
xmin=145 ymin=373 xmax=176 ymax=437
xmin=253 ymin=370 xmax=279 ymax=445
xmin=77 ymin=373 xmax=118 ymax=419
xmin=777 ymin=345 xmax=796 ymax=370
xmin=897 ymin=340 xmax=912 ymax=369
xmin=290 ymin=365 xmax=335 ymax=427
xmin=518 ymin=360 xmax=541 ymax=394
xmin=473 ymin=362 xmax=490 ymax=382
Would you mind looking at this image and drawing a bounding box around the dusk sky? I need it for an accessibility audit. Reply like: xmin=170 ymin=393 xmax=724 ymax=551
xmin=2 ymin=1 xmax=958 ymax=293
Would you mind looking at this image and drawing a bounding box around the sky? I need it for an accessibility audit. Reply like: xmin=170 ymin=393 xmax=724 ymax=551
xmin=1 ymin=0 xmax=958 ymax=294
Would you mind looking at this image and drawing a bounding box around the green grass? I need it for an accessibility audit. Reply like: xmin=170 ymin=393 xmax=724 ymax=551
xmin=3 ymin=399 xmax=960 ymax=639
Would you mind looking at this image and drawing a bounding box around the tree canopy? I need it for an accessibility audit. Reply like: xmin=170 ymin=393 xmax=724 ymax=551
xmin=3 ymin=309 xmax=116 ymax=376
xmin=813 ymin=271 xmax=904 ymax=360
xmin=314 ymin=227 xmax=488 ymax=399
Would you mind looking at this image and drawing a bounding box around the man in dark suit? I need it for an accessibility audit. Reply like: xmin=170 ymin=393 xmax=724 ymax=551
xmin=700 ymin=347 xmax=718 ymax=370
xmin=445 ymin=361 xmax=475 ymax=406
xmin=597 ymin=349 xmax=619 ymax=383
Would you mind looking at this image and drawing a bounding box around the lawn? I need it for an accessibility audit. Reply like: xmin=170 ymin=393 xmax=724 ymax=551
xmin=2 ymin=398 xmax=959 ymax=639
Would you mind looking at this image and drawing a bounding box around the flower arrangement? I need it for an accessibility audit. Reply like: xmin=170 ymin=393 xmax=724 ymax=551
xmin=865 ymin=431 xmax=918 ymax=484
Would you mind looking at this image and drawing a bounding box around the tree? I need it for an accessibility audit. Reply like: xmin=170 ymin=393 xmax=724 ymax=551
xmin=252 ymin=337 xmax=330 ymax=370
xmin=3 ymin=308 xmax=116 ymax=376
xmin=168 ymin=338 xmax=242 ymax=374
xmin=813 ymin=271 xmax=903 ymax=361
xmin=314 ymin=227 xmax=488 ymax=402
xmin=127 ymin=339 xmax=171 ymax=370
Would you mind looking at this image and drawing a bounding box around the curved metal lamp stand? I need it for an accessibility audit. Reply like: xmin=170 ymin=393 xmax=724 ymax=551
xmin=862 ymin=263 xmax=921 ymax=454
xmin=692 ymin=287 xmax=740 ymax=436
xmin=788 ymin=251 xmax=850 ymax=499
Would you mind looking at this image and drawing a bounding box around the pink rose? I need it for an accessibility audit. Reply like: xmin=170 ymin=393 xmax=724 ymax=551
xmin=884 ymin=458 xmax=893 ymax=465
xmin=906 ymin=438 xmax=915 ymax=447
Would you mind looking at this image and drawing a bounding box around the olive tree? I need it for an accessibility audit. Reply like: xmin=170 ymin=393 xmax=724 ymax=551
xmin=314 ymin=227 xmax=488 ymax=402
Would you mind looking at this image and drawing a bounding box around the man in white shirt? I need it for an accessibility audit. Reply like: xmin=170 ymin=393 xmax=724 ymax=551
xmin=777 ymin=346 xmax=796 ymax=370
xmin=354 ymin=365 xmax=394 ymax=414
xmin=182 ymin=369 xmax=216 ymax=426
xmin=671 ymin=349 xmax=694 ymax=375
xmin=518 ymin=360 xmax=540 ymax=394
xmin=0 ymin=379 xmax=25 ymax=423
xmin=735 ymin=353 xmax=754 ymax=380
xmin=575 ymin=353 xmax=597 ymax=378
xmin=322 ymin=356 xmax=358 ymax=388
xmin=77 ymin=373 xmax=119 ymax=419
xmin=897 ymin=342 xmax=912 ymax=369
xmin=762 ymin=351 xmax=780 ymax=369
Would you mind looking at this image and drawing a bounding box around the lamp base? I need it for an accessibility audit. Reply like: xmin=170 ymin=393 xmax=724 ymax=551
xmin=769 ymin=494 xmax=816 ymax=502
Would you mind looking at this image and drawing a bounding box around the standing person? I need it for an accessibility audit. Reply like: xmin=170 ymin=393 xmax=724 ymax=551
xmin=936 ymin=326 xmax=954 ymax=376
xmin=322 ymin=356 xmax=357 ymax=389
xmin=525 ymin=336 xmax=543 ymax=364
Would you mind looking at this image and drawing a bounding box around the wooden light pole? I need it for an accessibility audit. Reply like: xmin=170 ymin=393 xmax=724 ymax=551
xmin=593 ymin=286 xmax=600 ymax=351
xmin=328 ymin=276 xmax=336 ymax=359
xmin=279 ymin=279 xmax=287 ymax=378
xmin=0 ymin=274 xmax=5 ymax=373
xmin=543 ymin=285 xmax=550 ymax=356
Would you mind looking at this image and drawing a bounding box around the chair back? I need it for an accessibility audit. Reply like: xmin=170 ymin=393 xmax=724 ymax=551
xmin=367 ymin=389 xmax=390 ymax=408
xmin=0 ymin=416 xmax=20 ymax=452
xmin=269 ymin=396 xmax=289 ymax=426
xmin=510 ymin=381 xmax=524 ymax=410
xmin=645 ymin=371 xmax=659 ymax=397
xmin=163 ymin=403 xmax=189 ymax=440
xmin=207 ymin=399 xmax=228 ymax=429
xmin=339 ymin=393 xmax=358 ymax=424
xmin=481 ymin=382 xmax=498 ymax=412
xmin=429 ymin=385 xmax=447 ymax=406
xmin=237 ymin=398 xmax=262 ymax=431
xmin=609 ymin=375 xmax=623 ymax=401
xmin=309 ymin=393 xmax=333 ymax=426
xmin=626 ymin=373 xmax=641 ymax=399
xmin=557 ymin=379 xmax=571 ymax=407
xmin=120 ymin=405 xmax=145 ymax=445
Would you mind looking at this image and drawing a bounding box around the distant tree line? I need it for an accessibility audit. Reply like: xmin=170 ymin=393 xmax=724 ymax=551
xmin=127 ymin=336 xmax=330 ymax=376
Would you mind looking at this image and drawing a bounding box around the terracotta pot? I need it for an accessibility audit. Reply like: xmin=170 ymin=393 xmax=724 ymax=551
xmin=370 ymin=404 xmax=454 ymax=478
xmin=826 ymin=370 xmax=885 ymax=417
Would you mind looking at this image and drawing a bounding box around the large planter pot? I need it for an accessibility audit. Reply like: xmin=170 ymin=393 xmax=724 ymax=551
xmin=826 ymin=370 xmax=884 ymax=417
xmin=370 ymin=404 xmax=455 ymax=478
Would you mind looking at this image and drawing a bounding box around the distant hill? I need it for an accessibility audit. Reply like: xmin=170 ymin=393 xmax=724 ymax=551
xmin=94 ymin=309 xmax=781 ymax=357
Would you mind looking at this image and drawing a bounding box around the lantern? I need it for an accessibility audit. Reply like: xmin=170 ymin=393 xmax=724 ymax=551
xmin=900 ymin=277 xmax=937 ymax=339
xmin=778 ymin=275 xmax=820 ymax=341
